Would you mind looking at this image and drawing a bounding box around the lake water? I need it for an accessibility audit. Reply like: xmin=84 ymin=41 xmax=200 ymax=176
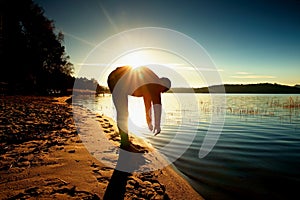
xmin=73 ymin=93 xmax=300 ymax=199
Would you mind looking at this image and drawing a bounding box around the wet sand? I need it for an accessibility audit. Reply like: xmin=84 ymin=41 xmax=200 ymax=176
xmin=0 ymin=95 xmax=203 ymax=200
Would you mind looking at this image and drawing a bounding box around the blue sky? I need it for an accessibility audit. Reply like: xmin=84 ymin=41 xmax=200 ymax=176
xmin=35 ymin=0 xmax=300 ymax=86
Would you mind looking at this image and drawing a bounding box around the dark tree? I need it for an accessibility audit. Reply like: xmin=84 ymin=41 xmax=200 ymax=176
xmin=0 ymin=0 xmax=74 ymax=95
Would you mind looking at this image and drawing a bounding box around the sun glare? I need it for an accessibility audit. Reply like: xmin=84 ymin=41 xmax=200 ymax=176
xmin=128 ymin=96 xmax=148 ymax=137
xmin=114 ymin=51 xmax=150 ymax=69
xmin=96 ymin=48 xmax=206 ymax=88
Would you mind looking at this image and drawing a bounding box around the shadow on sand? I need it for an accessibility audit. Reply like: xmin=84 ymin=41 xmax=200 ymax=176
xmin=103 ymin=148 xmax=147 ymax=200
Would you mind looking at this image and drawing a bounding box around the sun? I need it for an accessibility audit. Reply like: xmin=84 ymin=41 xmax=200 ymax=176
xmin=113 ymin=50 xmax=151 ymax=69
xmin=125 ymin=53 xmax=144 ymax=68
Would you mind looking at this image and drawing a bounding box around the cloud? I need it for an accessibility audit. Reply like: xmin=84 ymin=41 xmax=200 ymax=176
xmin=231 ymin=75 xmax=276 ymax=79
xmin=231 ymin=71 xmax=276 ymax=79
xmin=169 ymin=64 xmax=222 ymax=72
xmin=236 ymin=71 xmax=252 ymax=75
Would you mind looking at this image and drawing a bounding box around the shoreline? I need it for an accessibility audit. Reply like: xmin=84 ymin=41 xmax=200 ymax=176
xmin=0 ymin=95 xmax=204 ymax=199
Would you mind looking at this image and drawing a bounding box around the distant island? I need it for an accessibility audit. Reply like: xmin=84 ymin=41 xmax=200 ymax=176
xmin=170 ymin=83 xmax=300 ymax=94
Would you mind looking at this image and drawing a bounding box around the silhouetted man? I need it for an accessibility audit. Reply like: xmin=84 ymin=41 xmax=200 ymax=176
xmin=107 ymin=66 xmax=171 ymax=152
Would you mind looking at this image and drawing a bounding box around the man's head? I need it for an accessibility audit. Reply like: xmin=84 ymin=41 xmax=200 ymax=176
xmin=159 ymin=77 xmax=171 ymax=93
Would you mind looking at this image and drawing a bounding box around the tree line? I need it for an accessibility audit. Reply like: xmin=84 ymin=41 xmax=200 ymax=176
xmin=74 ymin=77 xmax=109 ymax=95
xmin=171 ymin=83 xmax=300 ymax=94
xmin=0 ymin=0 xmax=95 ymax=95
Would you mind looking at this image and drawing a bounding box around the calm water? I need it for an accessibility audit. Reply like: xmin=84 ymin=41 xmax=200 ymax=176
xmin=73 ymin=94 xmax=300 ymax=199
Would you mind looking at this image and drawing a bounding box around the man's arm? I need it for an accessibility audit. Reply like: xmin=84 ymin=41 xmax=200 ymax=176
xmin=150 ymin=90 xmax=162 ymax=135
xmin=143 ymin=95 xmax=153 ymax=131
xmin=153 ymin=104 xmax=162 ymax=135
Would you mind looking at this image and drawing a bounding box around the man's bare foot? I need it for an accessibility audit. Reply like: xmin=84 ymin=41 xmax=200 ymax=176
xmin=120 ymin=143 xmax=148 ymax=153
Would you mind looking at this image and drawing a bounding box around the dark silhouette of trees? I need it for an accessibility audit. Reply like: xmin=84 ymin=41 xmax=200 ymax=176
xmin=96 ymin=84 xmax=109 ymax=95
xmin=0 ymin=0 xmax=74 ymax=95
xmin=74 ymin=78 xmax=99 ymax=91
xmin=73 ymin=77 xmax=109 ymax=95
xmin=191 ymin=83 xmax=300 ymax=94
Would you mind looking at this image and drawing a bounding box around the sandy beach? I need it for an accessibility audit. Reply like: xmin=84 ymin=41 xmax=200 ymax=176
xmin=0 ymin=95 xmax=203 ymax=200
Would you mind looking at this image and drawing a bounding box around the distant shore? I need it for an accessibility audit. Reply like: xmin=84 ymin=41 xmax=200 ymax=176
xmin=69 ymin=83 xmax=300 ymax=97
xmin=172 ymin=83 xmax=300 ymax=93
xmin=0 ymin=95 xmax=203 ymax=199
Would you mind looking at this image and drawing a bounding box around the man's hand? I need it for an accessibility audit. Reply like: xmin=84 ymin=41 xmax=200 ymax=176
xmin=148 ymin=122 xmax=160 ymax=136
xmin=148 ymin=122 xmax=153 ymax=131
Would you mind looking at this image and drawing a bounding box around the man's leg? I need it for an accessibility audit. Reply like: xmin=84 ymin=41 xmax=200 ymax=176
xmin=110 ymin=70 xmax=146 ymax=153
xmin=119 ymin=129 xmax=130 ymax=147
xmin=112 ymin=92 xmax=130 ymax=147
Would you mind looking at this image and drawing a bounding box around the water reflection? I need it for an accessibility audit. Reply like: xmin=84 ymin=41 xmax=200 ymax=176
xmin=73 ymin=94 xmax=300 ymax=199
